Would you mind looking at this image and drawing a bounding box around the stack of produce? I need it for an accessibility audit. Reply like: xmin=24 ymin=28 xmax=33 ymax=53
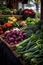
xmin=2 ymin=28 xmax=26 ymax=45
xmin=0 ymin=16 xmax=19 ymax=34
xmin=0 ymin=5 xmax=13 ymax=15
xmin=22 ymin=9 xmax=36 ymax=20
xmin=25 ymin=17 xmax=40 ymax=25
xmin=0 ymin=16 xmax=8 ymax=25
xmin=15 ymin=31 xmax=43 ymax=65
xmin=8 ymin=16 xmax=17 ymax=22
xmin=0 ymin=5 xmax=23 ymax=15
xmin=0 ymin=5 xmax=7 ymax=10
xmin=0 ymin=16 xmax=27 ymax=34
xmin=2 ymin=8 xmax=11 ymax=15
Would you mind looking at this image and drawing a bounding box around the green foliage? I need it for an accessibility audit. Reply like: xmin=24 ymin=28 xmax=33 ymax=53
xmin=0 ymin=16 xmax=8 ymax=25
xmin=12 ymin=22 xmax=20 ymax=28
xmin=15 ymin=29 xmax=43 ymax=65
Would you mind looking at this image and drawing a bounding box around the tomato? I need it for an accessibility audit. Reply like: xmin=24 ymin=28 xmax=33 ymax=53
xmin=23 ymin=9 xmax=35 ymax=15
xmin=0 ymin=31 xmax=3 ymax=34
xmin=6 ymin=22 xmax=12 ymax=28
xmin=0 ymin=27 xmax=2 ymax=31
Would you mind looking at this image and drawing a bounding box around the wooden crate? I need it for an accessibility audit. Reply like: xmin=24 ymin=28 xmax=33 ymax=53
xmin=0 ymin=15 xmax=25 ymax=65
xmin=0 ymin=36 xmax=25 ymax=65
xmin=0 ymin=36 xmax=16 ymax=50
xmin=0 ymin=14 xmax=23 ymax=49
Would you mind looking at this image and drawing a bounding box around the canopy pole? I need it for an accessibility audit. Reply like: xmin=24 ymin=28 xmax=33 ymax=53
xmin=41 ymin=0 xmax=43 ymax=20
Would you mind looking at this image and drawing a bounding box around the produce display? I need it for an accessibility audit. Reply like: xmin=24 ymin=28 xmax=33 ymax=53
xmin=0 ymin=5 xmax=12 ymax=15
xmin=0 ymin=16 xmax=27 ymax=34
xmin=14 ymin=20 xmax=43 ymax=65
xmin=0 ymin=5 xmax=22 ymax=15
xmin=2 ymin=28 xmax=26 ymax=45
xmin=0 ymin=5 xmax=36 ymax=15
xmin=15 ymin=31 xmax=43 ymax=65
xmin=0 ymin=7 xmax=43 ymax=65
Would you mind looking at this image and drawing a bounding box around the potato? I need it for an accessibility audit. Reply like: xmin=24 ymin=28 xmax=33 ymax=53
xmin=20 ymin=21 xmax=27 ymax=27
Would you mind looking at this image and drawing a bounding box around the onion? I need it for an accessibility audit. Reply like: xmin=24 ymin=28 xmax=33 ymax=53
xmin=2 ymin=28 xmax=26 ymax=45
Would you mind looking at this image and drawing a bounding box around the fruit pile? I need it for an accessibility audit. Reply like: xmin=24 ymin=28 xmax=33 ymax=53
xmin=0 ymin=16 xmax=27 ymax=35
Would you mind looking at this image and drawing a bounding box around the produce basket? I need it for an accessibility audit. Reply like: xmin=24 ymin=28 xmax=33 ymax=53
xmin=0 ymin=27 xmax=26 ymax=50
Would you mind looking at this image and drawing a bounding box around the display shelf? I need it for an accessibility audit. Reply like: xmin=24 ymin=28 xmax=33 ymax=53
xmin=0 ymin=15 xmax=22 ymax=20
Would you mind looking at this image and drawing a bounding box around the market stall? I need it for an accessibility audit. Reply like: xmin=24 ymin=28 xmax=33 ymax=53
xmin=0 ymin=0 xmax=43 ymax=65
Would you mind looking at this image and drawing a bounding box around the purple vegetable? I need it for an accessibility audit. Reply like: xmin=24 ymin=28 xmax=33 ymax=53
xmin=10 ymin=42 xmax=14 ymax=45
xmin=2 ymin=28 xmax=26 ymax=45
xmin=14 ymin=41 xmax=18 ymax=44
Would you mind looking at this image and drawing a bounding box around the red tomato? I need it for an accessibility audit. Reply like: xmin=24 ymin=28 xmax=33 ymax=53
xmin=0 ymin=27 xmax=2 ymax=31
xmin=0 ymin=31 xmax=3 ymax=34
xmin=6 ymin=23 xmax=12 ymax=28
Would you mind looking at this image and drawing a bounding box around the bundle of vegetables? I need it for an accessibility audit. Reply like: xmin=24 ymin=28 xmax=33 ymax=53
xmin=22 ymin=9 xmax=36 ymax=20
xmin=22 ymin=9 xmax=35 ymax=15
xmin=0 ymin=16 xmax=8 ymax=25
xmin=8 ymin=17 xmax=27 ymax=28
xmin=8 ymin=16 xmax=17 ymax=22
xmin=2 ymin=28 xmax=26 ymax=45
xmin=0 ymin=5 xmax=7 ymax=10
xmin=20 ymin=23 xmax=39 ymax=38
xmin=15 ymin=32 xmax=43 ymax=65
xmin=2 ymin=8 xmax=11 ymax=15
xmin=12 ymin=22 xmax=20 ymax=28
xmin=0 ymin=5 xmax=12 ymax=14
xmin=25 ymin=17 xmax=40 ymax=25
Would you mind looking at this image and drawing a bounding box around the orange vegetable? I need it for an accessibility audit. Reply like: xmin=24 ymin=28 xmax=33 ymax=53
xmin=2 ymin=22 xmax=12 ymax=28
xmin=6 ymin=22 xmax=12 ymax=27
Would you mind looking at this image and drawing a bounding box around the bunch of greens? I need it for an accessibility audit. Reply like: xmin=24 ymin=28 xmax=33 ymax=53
xmin=0 ymin=16 xmax=8 ymax=25
xmin=15 ymin=32 xmax=43 ymax=65
xmin=25 ymin=17 xmax=40 ymax=25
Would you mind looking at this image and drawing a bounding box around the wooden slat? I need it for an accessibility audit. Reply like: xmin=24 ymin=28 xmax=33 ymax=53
xmin=0 ymin=15 xmax=22 ymax=17
xmin=0 ymin=15 xmax=22 ymax=20
xmin=0 ymin=36 xmax=16 ymax=49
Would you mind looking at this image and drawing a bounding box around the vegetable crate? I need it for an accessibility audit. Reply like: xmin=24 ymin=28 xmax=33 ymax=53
xmin=0 ymin=36 xmax=25 ymax=65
